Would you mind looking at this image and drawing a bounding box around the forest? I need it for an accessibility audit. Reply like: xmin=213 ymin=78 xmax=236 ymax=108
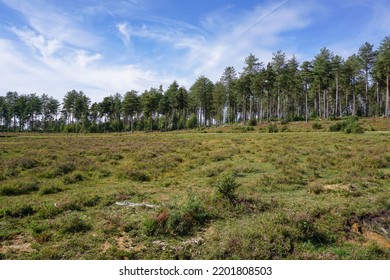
xmin=1 ymin=36 xmax=389 ymax=133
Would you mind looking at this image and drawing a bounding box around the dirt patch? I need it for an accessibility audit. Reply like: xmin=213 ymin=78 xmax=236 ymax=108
xmin=0 ymin=235 xmax=35 ymax=254
xmin=101 ymin=241 xmax=112 ymax=253
xmin=363 ymin=231 xmax=390 ymax=248
xmin=116 ymin=235 xmax=133 ymax=251
xmin=347 ymin=210 xmax=390 ymax=248
xmin=115 ymin=235 xmax=145 ymax=253
xmin=323 ymin=184 xmax=353 ymax=191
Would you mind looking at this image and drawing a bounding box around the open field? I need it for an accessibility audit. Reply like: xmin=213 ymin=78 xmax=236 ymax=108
xmin=1 ymin=118 xmax=390 ymax=259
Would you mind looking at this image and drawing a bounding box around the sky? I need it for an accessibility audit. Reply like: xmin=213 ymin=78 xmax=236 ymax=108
xmin=0 ymin=0 xmax=389 ymax=102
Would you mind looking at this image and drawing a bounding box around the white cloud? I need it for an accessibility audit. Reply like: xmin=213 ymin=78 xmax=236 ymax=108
xmin=0 ymin=38 xmax=166 ymax=101
xmin=161 ymin=0 xmax=315 ymax=80
xmin=2 ymin=0 xmax=102 ymax=49
xmin=8 ymin=27 xmax=62 ymax=58
xmin=117 ymin=22 xmax=131 ymax=48
xmin=0 ymin=0 xmax=318 ymax=100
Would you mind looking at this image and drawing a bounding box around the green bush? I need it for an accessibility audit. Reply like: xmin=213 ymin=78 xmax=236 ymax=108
xmin=166 ymin=193 xmax=209 ymax=235
xmin=280 ymin=118 xmax=290 ymax=125
xmin=59 ymin=213 xmax=91 ymax=234
xmin=37 ymin=203 xmax=63 ymax=219
xmin=39 ymin=186 xmax=63 ymax=195
xmin=186 ymin=113 xmax=198 ymax=129
xmin=267 ymin=124 xmax=278 ymax=133
xmin=143 ymin=193 xmax=209 ymax=236
xmin=329 ymin=116 xmax=364 ymax=134
xmin=213 ymin=173 xmax=240 ymax=201
xmin=248 ymin=118 xmax=257 ymax=126
xmin=1 ymin=204 xmax=35 ymax=218
xmin=123 ymin=169 xmax=151 ymax=182
xmin=9 ymin=157 xmax=38 ymax=170
xmin=55 ymin=161 xmax=76 ymax=175
xmin=63 ymin=172 xmax=84 ymax=185
xmin=0 ymin=181 xmax=40 ymax=196
xmin=312 ymin=122 xmax=322 ymax=130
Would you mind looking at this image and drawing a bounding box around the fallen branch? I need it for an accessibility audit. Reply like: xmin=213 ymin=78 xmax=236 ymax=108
xmin=115 ymin=201 xmax=157 ymax=208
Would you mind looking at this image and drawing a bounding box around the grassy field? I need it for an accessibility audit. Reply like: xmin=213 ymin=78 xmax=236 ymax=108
xmin=1 ymin=118 xmax=390 ymax=259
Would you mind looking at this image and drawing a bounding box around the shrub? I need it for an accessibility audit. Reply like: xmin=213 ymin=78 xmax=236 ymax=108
xmin=1 ymin=204 xmax=35 ymax=218
xmin=9 ymin=157 xmax=38 ymax=170
xmin=63 ymin=172 xmax=84 ymax=185
xmin=248 ymin=118 xmax=257 ymax=126
xmin=30 ymin=221 xmax=51 ymax=243
xmin=39 ymin=186 xmax=63 ymax=195
xmin=329 ymin=122 xmax=346 ymax=132
xmin=0 ymin=181 xmax=40 ymax=196
xmin=329 ymin=116 xmax=364 ymax=134
xmin=308 ymin=184 xmax=324 ymax=195
xmin=37 ymin=203 xmax=63 ymax=219
xmin=280 ymin=118 xmax=290 ymax=125
xmin=186 ymin=113 xmax=197 ymax=129
xmin=122 ymin=169 xmax=151 ymax=182
xmin=312 ymin=122 xmax=322 ymax=130
xmin=59 ymin=213 xmax=91 ymax=234
xmin=143 ymin=193 xmax=209 ymax=236
xmin=267 ymin=124 xmax=278 ymax=133
xmin=166 ymin=193 xmax=209 ymax=235
xmin=213 ymin=173 xmax=240 ymax=201
xmin=55 ymin=161 xmax=76 ymax=175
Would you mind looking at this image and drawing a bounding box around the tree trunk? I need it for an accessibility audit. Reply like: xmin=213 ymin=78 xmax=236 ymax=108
xmin=305 ymin=83 xmax=308 ymax=122
xmin=335 ymin=75 xmax=339 ymax=117
xmin=386 ymin=74 xmax=389 ymax=118
xmin=345 ymin=88 xmax=349 ymax=116
xmin=277 ymin=88 xmax=281 ymax=119
xmin=352 ymin=85 xmax=356 ymax=116
xmin=376 ymin=82 xmax=380 ymax=116
xmin=249 ymin=95 xmax=253 ymax=120
xmin=365 ymin=72 xmax=369 ymax=117
xmin=318 ymin=87 xmax=321 ymax=118
xmin=323 ymin=89 xmax=326 ymax=119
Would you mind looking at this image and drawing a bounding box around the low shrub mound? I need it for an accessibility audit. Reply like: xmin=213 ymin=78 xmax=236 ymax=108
xmin=329 ymin=116 xmax=364 ymax=134
xmin=0 ymin=181 xmax=40 ymax=196
xmin=143 ymin=193 xmax=209 ymax=236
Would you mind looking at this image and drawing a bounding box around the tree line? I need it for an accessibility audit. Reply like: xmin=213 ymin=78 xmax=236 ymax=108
xmin=1 ymin=36 xmax=389 ymax=133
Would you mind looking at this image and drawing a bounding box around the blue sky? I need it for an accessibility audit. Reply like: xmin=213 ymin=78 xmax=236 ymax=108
xmin=0 ymin=0 xmax=389 ymax=101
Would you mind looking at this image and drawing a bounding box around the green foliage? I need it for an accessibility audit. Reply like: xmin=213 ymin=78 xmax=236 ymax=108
xmin=312 ymin=122 xmax=322 ymax=130
xmin=234 ymin=126 xmax=254 ymax=132
xmin=267 ymin=123 xmax=278 ymax=133
xmin=280 ymin=118 xmax=290 ymax=125
xmin=329 ymin=116 xmax=364 ymax=134
xmin=63 ymin=172 xmax=84 ymax=185
xmin=1 ymin=204 xmax=35 ymax=218
xmin=248 ymin=118 xmax=257 ymax=126
xmin=39 ymin=186 xmax=63 ymax=195
xmin=55 ymin=161 xmax=76 ymax=175
xmin=0 ymin=181 xmax=40 ymax=196
xmin=9 ymin=157 xmax=38 ymax=170
xmin=59 ymin=213 xmax=92 ymax=234
xmin=121 ymin=169 xmax=151 ymax=182
xmin=143 ymin=192 xmax=209 ymax=236
xmin=186 ymin=113 xmax=197 ymax=129
xmin=213 ymin=173 xmax=240 ymax=201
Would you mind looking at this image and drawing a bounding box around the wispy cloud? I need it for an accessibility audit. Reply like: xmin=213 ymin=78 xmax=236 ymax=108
xmin=174 ymin=0 xmax=314 ymax=78
xmin=8 ymin=26 xmax=62 ymax=58
xmin=2 ymin=0 xmax=102 ymax=49
xmin=5 ymin=0 xmax=385 ymax=102
xmin=117 ymin=22 xmax=131 ymax=48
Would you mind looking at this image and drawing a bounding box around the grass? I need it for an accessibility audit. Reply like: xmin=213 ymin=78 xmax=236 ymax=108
xmin=0 ymin=117 xmax=389 ymax=260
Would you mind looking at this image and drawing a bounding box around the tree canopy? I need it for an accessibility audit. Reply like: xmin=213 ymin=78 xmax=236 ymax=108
xmin=1 ymin=36 xmax=389 ymax=132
